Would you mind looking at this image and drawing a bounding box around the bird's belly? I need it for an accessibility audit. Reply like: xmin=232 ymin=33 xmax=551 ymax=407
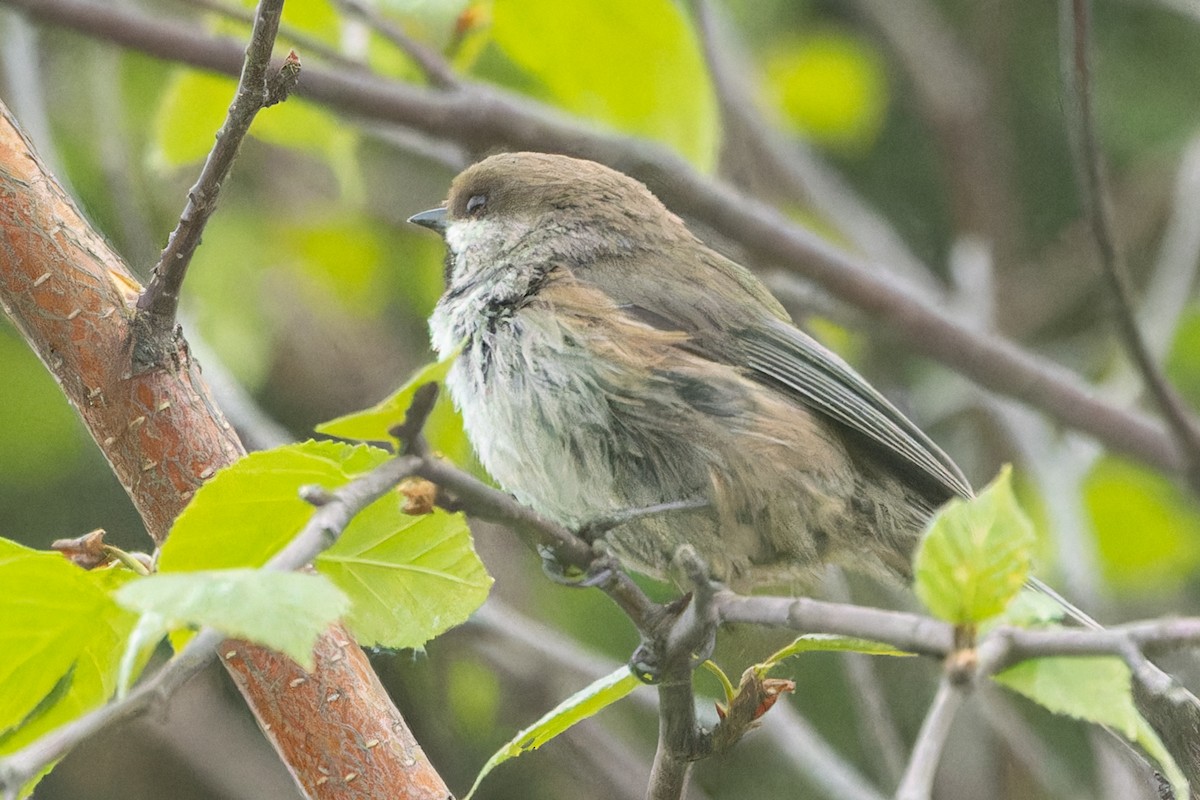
xmin=446 ymin=315 xmax=705 ymax=531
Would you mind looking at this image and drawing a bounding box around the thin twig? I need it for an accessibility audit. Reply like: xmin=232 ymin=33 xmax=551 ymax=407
xmin=389 ymin=381 xmax=439 ymax=455
xmin=893 ymin=674 xmax=967 ymax=800
xmin=2 ymin=0 xmax=1188 ymax=476
xmin=332 ymin=0 xmax=459 ymax=90
xmin=1062 ymin=0 xmax=1200 ymax=491
xmin=1137 ymin=135 xmax=1200 ymax=352
xmin=644 ymin=547 xmax=727 ymax=800
xmin=648 ymin=674 xmax=699 ymax=800
xmin=981 ymin=135 xmax=1200 ymax=610
xmin=716 ymin=593 xmax=955 ymax=657
xmin=132 ymin=0 xmax=292 ymax=369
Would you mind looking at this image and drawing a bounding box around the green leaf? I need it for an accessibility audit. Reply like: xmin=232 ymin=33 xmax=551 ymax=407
xmin=316 ymin=505 xmax=492 ymax=648
xmin=156 ymin=439 xmax=490 ymax=649
xmin=700 ymin=660 xmax=737 ymax=706
xmin=116 ymin=570 xmax=349 ymax=670
xmin=763 ymin=28 xmax=887 ymax=150
xmin=994 ymin=656 xmax=1188 ymax=799
xmin=488 ymin=0 xmax=718 ymax=170
xmin=759 ymin=633 xmax=913 ymax=672
xmin=463 ymin=666 xmax=641 ymax=800
xmin=1132 ymin=715 xmax=1190 ymax=800
xmin=316 ymin=353 xmax=459 ymax=443
xmin=982 ymin=588 xmax=1065 ymax=633
xmin=0 ymin=539 xmax=138 ymax=741
xmin=0 ymin=539 xmax=141 ymax=799
xmin=150 ymin=70 xmax=361 ymax=199
xmin=995 ymin=656 xmax=1139 ymax=736
xmin=914 ymin=466 xmax=1036 ymax=624
xmin=117 ymin=612 xmax=170 ymax=698
xmin=157 ymin=440 xmax=390 ymax=572
xmin=1085 ymin=456 xmax=1200 ymax=593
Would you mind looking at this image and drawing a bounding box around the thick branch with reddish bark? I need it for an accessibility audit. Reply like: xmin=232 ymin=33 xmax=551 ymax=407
xmin=0 ymin=101 xmax=448 ymax=799
xmin=0 ymin=104 xmax=241 ymax=542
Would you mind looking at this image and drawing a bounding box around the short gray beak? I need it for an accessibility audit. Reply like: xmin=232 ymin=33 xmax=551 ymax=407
xmin=408 ymin=207 xmax=448 ymax=234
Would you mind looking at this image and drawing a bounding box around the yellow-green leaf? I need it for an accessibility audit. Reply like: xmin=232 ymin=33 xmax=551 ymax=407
xmin=759 ymin=633 xmax=912 ymax=674
xmin=463 ymin=666 xmax=641 ymax=800
xmin=115 ymin=570 xmax=349 ymax=670
xmin=316 ymin=353 xmax=459 ymax=443
xmin=316 ymin=505 xmax=492 ymax=648
xmin=0 ymin=540 xmax=138 ymax=741
xmin=995 ymin=656 xmax=1188 ymax=799
xmin=0 ymin=539 xmax=141 ymax=799
xmin=157 ymin=441 xmax=391 ymax=572
xmin=914 ymin=466 xmax=1036 ymax=624
xmin=1085 ymin=457 xmax=1200 ymax=593
xmin=764 ymin=28 xmax=887 ymax=150
xmin=488 ymin=0 xmax=718 ymax=170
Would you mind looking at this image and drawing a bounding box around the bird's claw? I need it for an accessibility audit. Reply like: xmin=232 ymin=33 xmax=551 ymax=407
xmin=539 ymin=547 xmax=618 ymax=588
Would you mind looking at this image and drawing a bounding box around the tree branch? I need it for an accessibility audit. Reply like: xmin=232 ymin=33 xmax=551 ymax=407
xmin=0 ymin=0 xmax=1188 ymax=478
xmin=132 ymin=0 xmax=292 ymax=369
xmin=178 ymin=0 xmax=364 ymax=71
xmin=332 ymin=0 xmax=460 ymax=90
xmin=1061 ymin=0 xmax=1200 ymax=489
xmin=893 ymin=674 xmax=967 ymax=800
xmin=415 ymin=457 xmax=660 ymax=627
xmin=851 ymin=0 xmax=1019 ymax=254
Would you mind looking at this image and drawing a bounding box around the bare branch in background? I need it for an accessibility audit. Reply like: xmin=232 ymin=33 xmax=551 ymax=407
xmin=1061 ymin=0 xmax=1200 ymax=490
xmin=893 ymin=674 xmax=967 ymax=800
xmin=980 ymin=132 xmax=1200 ymax=612
xmin=333 ymin=0 xmax=460 ymax=90
xmin=851 ymin=0 xmax=1019 ymax=259
xmin=177 ymin=0 xmax=364 ymax=70
xmin=690 ymin=0 xmax=941 ymax=297
xmin=0 ymin=0 xmax=1187 ymax=478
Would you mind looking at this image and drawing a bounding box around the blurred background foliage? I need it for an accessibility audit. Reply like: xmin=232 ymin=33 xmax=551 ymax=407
xmin=2 ymin=0 xmax=1200 ymax=798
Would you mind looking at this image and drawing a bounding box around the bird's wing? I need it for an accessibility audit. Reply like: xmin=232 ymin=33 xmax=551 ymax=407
xmin=735 ymin=318 xmax=972 ymax=500
xmin=580 ymin=248 xmax=972 ymax=501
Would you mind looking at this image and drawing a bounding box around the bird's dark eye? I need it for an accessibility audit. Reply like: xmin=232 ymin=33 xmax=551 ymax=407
xmin=466 ymin=194 xmax=488 ymax=215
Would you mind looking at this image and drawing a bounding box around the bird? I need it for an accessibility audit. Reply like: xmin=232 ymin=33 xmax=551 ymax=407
xmin=409 ymin=151 xmax=971 ymax=592
xmin=409 ymin=153 xmax=1200 ymax=793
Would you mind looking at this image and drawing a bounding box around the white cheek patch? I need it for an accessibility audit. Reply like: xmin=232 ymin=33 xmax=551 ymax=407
xmin=444 ymin=218 xmax=507 ymax=290
xmin=431 ymin=218 xmax=506 ymax=357
xmin=445 ymin=218 xmax=501 ymax=256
